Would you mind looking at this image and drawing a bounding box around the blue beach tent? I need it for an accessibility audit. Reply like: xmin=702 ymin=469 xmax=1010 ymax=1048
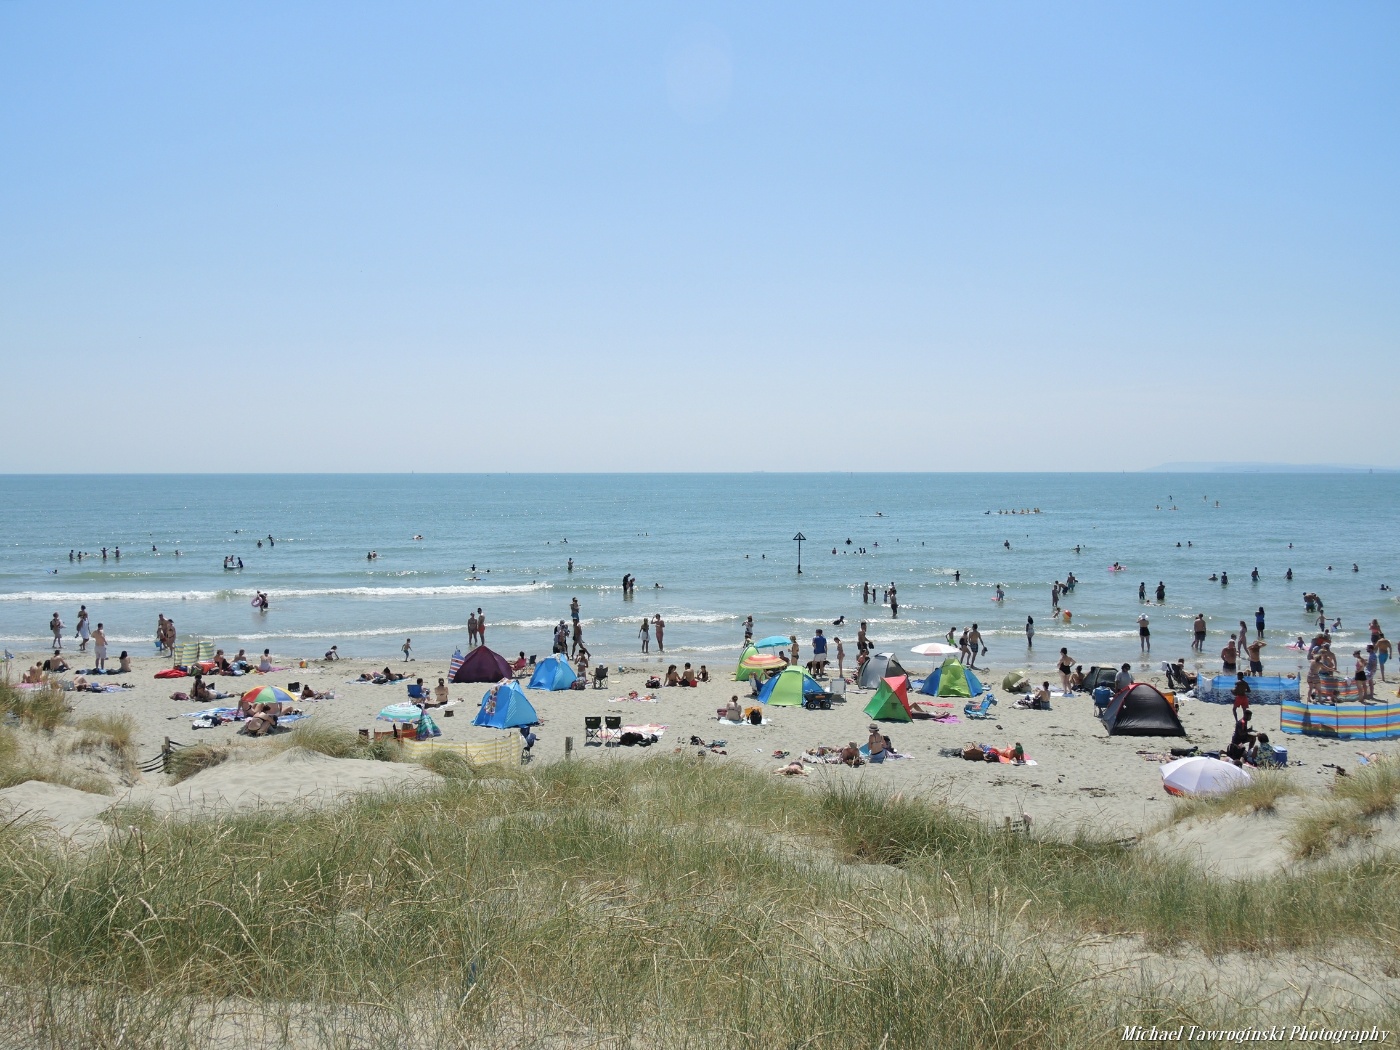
xmin=474 ymin=679 xmax=539 ymax=729
xmin=919 ymin=658 xmax=984 ymax=697
xmin=528 ymin=654 xmax=577 ymax=691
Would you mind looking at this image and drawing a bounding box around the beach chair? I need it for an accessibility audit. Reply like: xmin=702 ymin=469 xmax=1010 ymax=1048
xmin=604 ymin=714 xmax=622 ymax=745
xmin=828 ymin=678 xmax=847 ymax=701
xmin=406 ymin=683 xmax=427 ymax=700
xmin=964 ymin=693 xmax=997 ymax=719
xmin=584 ymin=715 xmax=602 ymax=745
xmin=592 ymin=665 xmax=609 ymax=689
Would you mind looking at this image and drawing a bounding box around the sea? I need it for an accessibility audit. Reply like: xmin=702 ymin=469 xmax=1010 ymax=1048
xmin=1 ymin=473 xmax=1395 ymax=675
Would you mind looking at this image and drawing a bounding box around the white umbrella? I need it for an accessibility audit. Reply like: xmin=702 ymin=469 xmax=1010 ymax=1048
xmin=1160 ymin=757 xmax=1251 ymax=797
xmin=910 ymin=642 xmax=960 ymax=657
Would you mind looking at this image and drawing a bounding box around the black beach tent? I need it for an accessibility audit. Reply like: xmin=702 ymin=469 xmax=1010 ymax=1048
xmin=1103 ymin=682 xmax=1186 ymax=736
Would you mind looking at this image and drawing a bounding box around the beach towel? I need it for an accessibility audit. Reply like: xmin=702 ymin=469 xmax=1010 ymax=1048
xmin=609 ymin=694 xmax=659 ymax=703
xmin=717 ymin=716 xmax=772 ymax=726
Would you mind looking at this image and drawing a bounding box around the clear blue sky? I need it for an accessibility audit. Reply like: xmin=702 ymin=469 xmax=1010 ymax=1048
xmin=1 ymin=2 xmax=1396 ymax=471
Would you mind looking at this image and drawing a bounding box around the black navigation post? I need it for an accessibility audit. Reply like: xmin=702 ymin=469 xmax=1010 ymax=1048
xmin=793 ymin=532 xmax=806 ymax=575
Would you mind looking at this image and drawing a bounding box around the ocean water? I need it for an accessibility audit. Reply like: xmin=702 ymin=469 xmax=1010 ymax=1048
xmin=1 ymin=473 xmax=1396 ymax=675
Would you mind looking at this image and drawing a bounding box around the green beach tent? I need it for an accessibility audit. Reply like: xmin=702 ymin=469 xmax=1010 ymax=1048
xmin=758 ymin=666 xmax=823 ymax=707
xmin=734 ymin=645 xmax=759 ymax=681
xmin=864 ymin=676 xmax=912 ymax=722
xmin=932 ymin=657 xmax=974 ymax=699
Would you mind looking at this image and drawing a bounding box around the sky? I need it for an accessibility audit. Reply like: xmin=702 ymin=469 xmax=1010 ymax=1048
xmin=1 ymin=2 xmax=1397 ymax=472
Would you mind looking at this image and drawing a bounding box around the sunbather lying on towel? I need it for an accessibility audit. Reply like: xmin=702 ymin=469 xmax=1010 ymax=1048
xmin=240 ymin=703 xmax=282 ymax=736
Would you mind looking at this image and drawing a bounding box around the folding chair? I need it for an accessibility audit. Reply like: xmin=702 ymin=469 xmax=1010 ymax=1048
xmin=604 ymin=714 xmax=622 ymax=745
xmin=584 ymin=715 xmax=602 ymax=745
xmin=592 ymin=665 xmax=609 ymax=689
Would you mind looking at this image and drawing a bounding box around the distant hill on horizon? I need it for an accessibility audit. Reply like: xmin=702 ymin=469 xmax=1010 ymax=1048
xmin=1146 ymin=462 xmax=1398 ymax=474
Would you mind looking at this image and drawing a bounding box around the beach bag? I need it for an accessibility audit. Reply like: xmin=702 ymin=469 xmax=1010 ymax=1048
xmin=962 ymin=745 xmax=984 ymax=762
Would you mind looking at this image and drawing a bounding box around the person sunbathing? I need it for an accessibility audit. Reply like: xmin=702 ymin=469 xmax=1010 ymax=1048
xmin=22 ymin=663 xmax=44 ymax=684
xmin=679 ymin=663 xmax=697 ymax=686
xmin=300 ymin=683 xmax=329 ymax=701
xmin=698 ymin=665 xmax=710 ymax=683
xmin=213 ymin=650 xmax=231 ymax=673
xmin=43 ymin=652 xmax=69 ymax=673
xmin=1069 ymin=665 xmax=1086 ymax=690
xmin=724 ymin=696 xmax=742 ymax=721
xmin=840 ymin=742 xmax=864 ymax=766
xmin=118 ymin=651 xmax=132 ymax=672
xmin=664 ymin=665 xmax=681 ymax=687
xmin=380 ymin=667 xmax=406 ymax=682
xmin=240 ymin=703 xmax=280 ymax=736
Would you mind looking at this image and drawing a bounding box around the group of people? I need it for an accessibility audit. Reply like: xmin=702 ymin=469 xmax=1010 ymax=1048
xmin=861 ymin=581 xmax=899 ymax=617
xmin=637 ymin=614 xmax=666 ymax=653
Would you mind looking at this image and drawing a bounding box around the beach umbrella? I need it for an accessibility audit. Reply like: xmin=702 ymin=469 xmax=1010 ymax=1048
xmin=240 ymin=685 xmax=297 ymax=708
xmin=377 ymin=702 xmax=424 ymax=722
xmin=740 ymin=652 xmax=787 ymax=671
xmin=910 ymin=642 xmax=960 ymax=657
xmin=754 ymin=635 xmax=792 ymax=649
xmin=1160 ymin=757 xmax=1251 ymax=797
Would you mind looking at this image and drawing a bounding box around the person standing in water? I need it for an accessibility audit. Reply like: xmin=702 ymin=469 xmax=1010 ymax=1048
xmin=1025 ymin=616 xmax=1034 ymax=648
xmin=476 ymin=609 xmax=487 ymax=645
xmin=653 ymin=615 xmax=665 ymax=653
xmin=638 ymin=617 xmax=650 ymax=653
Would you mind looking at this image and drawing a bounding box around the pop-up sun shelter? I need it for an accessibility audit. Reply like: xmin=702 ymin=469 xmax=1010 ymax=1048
xmin=453 ymin=646 xmax=513 ymax=684
xmin=919 ymin=657 xmax=983 ymax=698
xmin=528 ymin=654 xmax=577 ymax=691
xmin=864 ymin=675 xmax=912 ymax=722
xmin=858 ymin=653 xmax=910 ymax=690
xmin=758 ymin=666 xmax=824 ymax=706
xmin=1103 ymin=683 xmax=1185 ymax=736
xmin=473 ymin=679 xmax=539 ymax=729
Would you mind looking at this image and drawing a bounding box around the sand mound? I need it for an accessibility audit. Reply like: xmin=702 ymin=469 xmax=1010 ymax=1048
xmin=0 ymin=750 xmax=440 ymax=846
xmin=0 ymin=780 xmax=117 ymax=847
xmin=126 ymin=747 xmax=439 ymax=816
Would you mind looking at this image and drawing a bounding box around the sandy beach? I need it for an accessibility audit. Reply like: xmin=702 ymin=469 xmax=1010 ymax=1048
xmin=8 ymin=641 xmax=1397 ymax=846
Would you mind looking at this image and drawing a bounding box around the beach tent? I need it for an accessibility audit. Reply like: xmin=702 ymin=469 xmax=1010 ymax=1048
xmin=1080 ymin=666 xmax=1119 ymax=692
xmin=453 ymin=646 xmax=513 ymax=684
xmin=758 ymin=666 xmax=824 ymax=707
xmin=473 ymin=680 xmax=539 ymax=729
xmin=919 ymin=657 xmax=983 ymax=698
xmin=858 ymin=653 xmax=910 ymax=690
xmin=1103 ymin=683 xmax=1186 ymax=736
xmin=864 ymin=675 xmax=912 ymax=722
xmin=1001 ymin=670 xmax=1031 ymax=693
xmin=528 ymin=654 xmax=577 ymax=691
xmin=734 ymin=645 xmax=761 ymax=681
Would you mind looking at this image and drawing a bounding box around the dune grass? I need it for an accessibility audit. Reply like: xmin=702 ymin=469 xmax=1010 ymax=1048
xmin=0 ymin=756 xmax=1395 ymax=1047
xmin=165 ymin=742 xmax=230 ymax=783
xmin=0 ymin=678 xmax=70 ymax=731
xmin=274 ymin=722 xmax=404 ymax=762
xmin=1332 ymin=758 xmax=1400 ymax=817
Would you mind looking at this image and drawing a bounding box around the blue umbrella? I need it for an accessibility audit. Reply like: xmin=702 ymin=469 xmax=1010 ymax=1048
xmin=755 ymin=635 xmax=792 ymax=649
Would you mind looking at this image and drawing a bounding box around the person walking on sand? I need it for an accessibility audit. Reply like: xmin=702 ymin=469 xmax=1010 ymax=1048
xmin=654 ymin=615 xmax=665 ymax=653
xmin=1137 ymin=613 xmax=1151 ymax=653
xmin=92 ymin=623 xmax=107 ymax=670
xmin=467 ymin=611 xmax=478 ymax=648
xmin=638 ymin=617 xmax=650 ymax=653
xmin=75 ymin=605 xmax=90 ymax=652
xmin=1025 ymin=616 xmax=1034 ymax=649
xmin=49 ymin=612 xmax=63 ymax=651
xmin=1192 ymin=614 xmax=1206 ymax=653
xmin=834 ymin=636 xmax=845 ymax=679
xmin=402 ymin=638 xmax=413 ymax=662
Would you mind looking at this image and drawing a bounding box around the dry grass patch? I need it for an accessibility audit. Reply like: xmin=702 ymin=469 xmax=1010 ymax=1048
xmin=166 ymin=743 xmax=231 ymax=784
xmin=1332 ymin=759 xmax=1400 ymax=817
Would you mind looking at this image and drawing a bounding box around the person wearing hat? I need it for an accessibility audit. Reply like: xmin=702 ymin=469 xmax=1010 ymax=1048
xmin=866 ymin=724 xmax=888 ymax=763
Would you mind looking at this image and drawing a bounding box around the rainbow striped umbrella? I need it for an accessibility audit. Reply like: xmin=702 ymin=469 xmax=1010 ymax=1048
xmin=740 ymin=653 xmax=787 ymax=671
xmin=240 ymin=685 xmax=297 ymax=707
